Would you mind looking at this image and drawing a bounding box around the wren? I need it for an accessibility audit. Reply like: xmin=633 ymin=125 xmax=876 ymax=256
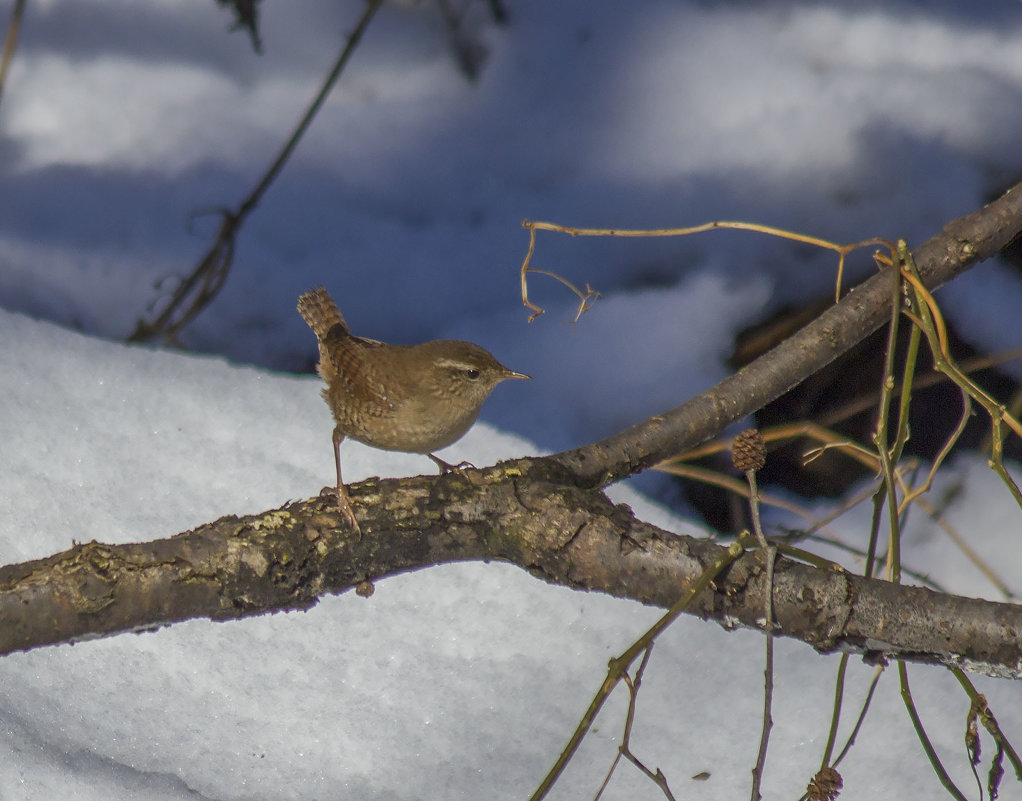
xmin=297 ymin=286 xmax=530 ymax=531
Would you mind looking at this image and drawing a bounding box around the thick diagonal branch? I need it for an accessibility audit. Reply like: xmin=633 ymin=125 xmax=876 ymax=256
xmin=551 ymin=181 xmax=1022 ymax=487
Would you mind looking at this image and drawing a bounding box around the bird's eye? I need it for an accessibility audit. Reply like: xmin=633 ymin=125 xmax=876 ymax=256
xmin=464 ymin=368 xmax=481 ymax=379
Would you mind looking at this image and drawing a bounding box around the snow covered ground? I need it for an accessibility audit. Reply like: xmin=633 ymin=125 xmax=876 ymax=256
xmin=1 ymin=1 xmax=1021 ymax=798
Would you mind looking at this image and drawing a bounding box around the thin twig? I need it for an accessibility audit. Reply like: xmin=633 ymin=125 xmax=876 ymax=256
xmin=816 ymin=347 xmax=1022 ymax=432
xmin=530 ymin=537 xmax=751 ymax=801
xmin=913 ymin=494 xmax=1018 ymax=601
xmin=830 ymin=665 xmax=884 ymax=769
xmin=900 ymin=662 xmax=969 ymax=801
xmin=594 ymin=646 xmax=677 ymax=801
xmin=870 ymin=244 xmax=906 ymax=583
xmin=800 ymin=660 xmax=884 ymax=801
xmin=899 ymin=242 xmax=1022 ymax=509
xmin=745 ymin=468 xmax=774 ymax=801
xmin=129 ymin=0 xmax=385 ymax=344
xmin=0 ymin=0 xmax=27 ymax=113
xmin=952 ymin=668 xmax=1022 ymax=784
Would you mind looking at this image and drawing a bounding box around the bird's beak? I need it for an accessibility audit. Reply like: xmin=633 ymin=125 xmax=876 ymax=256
xmin=505 ymin=369 xmax=531 ymax=381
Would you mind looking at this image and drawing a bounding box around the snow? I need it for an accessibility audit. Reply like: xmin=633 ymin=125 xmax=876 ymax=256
xmin=0 ymin=1 xmax=1021 ymax=798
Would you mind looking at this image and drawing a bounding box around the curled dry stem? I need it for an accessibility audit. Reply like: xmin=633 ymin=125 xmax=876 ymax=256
xmin=519 ymin=218 xmax=892 ymax=322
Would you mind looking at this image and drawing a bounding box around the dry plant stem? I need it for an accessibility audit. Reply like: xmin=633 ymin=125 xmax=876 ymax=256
xmin=593 ymin=750 xmax=623 ymax=800
xmin=594 ymin=647 xmax=677 ymax=801
xmin=792 ymin=478 xmax=883 ymax=543
xmin=899 ymin=243 xmax=1022 ymax=509
xmin=128 ymin=0 xmax=385 ymax=344
xmin=768 ymin=542 xmax=847 ymax=573
xmin=663 ymin=420 xmax=881 ymax=474
xmin=0 ymin=0 xmax=26 ymax=112
xmin=890 ymin=298 xmax=923 ymax=468
xmin=673 ymin=466 xmax=944 ymax=588
xmin=915 ymin=494 xmax=1017 ymax=601
xmin=548 ymin=181 xmax=1022 ymax=490
xmin=787 ymin=529 xmax=948 ymax=591
xmin=804 ymin=659 xmax=884 ymax=801
xmin=519 ymin=219 xmax=891 ymax=319
xmin=524 ymin=267 xmax=601 ymax=323
xmin=952 ymin=668 xmax=1022 ymax=783
xmin=745 ymin=454 xmax=964 ymax=593
xmin=830 ymin=665 xmax=884 ymax=768
xmin=620 ymin=753 xmax=677 ymax=800
xmin=746 ymin=469 xmax=775 ymax=801
xmin=900 ymin=662 xmax=969 ymax=801
xmin=814 ymin=346 xmax=1022 ymax=430
xmin=661 ymin=421 xmax=897 ymax=558
xmin=669 ymin=341 xmax=1021 ymax=478
xmin=866 ymin=245 xmax=920 ymax=466
xmin=673 ymin=413 xmax=979 ymax=585
xmin=888 ymin=244 xmax=974 ymax=513
xmin=871 ymin=245 xmax=907 ymax=585
xmin=517 ymin=225 xmax=601 ymax=322
xmin=591 ymin=651 xmax=650 ymax=801
xmin=529 ymin=537 xmax=751 ymax=801
xmin=863 ymin=484 xmax=887 ymax=581
xmin=820 ymin=655 xmax=850 ymax=771
xmin=129 ymin=211 xmax=238 ymax=344
xmin=896 ymin=392 xmax=971 ymax=515
xmin=903 ymin=241 xmax=1022 ymax=450
xmin=658 ymin=461 xmax=833 ymax=531
xmin=982 ymin=385 xmax=1022 ymax=459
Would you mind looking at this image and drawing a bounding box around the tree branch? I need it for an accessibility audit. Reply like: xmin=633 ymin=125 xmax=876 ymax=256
xmin=3 ymin=183 xmax=1021 ymax=677
xmin=551 ymin=180 xmax=1022 ymax=487
xmin=2 ymin=464 xmax=1020 ymax=678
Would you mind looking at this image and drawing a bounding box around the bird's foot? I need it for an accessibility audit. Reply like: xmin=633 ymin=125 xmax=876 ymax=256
xmin=321 ymin=483 xmax=361 ymax=535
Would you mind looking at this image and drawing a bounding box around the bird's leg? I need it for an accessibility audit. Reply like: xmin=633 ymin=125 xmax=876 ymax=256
xmin=332 ymin=427 xmax=361 ymax=533
xmin=428 ymin=453 xmax=475 ymax=474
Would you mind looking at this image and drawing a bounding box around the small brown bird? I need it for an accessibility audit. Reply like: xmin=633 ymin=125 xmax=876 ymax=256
xmin=298 ymin=286 xmax=530 ymax=531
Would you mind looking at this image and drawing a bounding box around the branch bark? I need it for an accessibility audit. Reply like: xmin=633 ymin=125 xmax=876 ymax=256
xmin=3 ymin=467 xmax=1021 ymax=678
xmin=2 ymin=181 xmax=1021 ymax=678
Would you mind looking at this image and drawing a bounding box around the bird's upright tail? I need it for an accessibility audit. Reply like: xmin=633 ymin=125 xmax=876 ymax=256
xmin=297 ymin=286 xmax=348 ymax=339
